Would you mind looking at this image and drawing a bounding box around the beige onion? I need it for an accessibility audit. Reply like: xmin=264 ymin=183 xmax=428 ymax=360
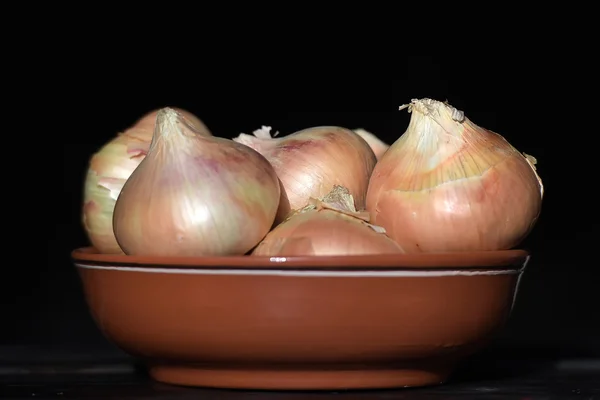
xmin=234 ymin=126 xmax=377 ymax=224
xmin=366 ymin=98 xmax=544 ymax=253
xmin=253 ymin=186 xmax=405 ymax=256
xmin=82 ymin=107 xmax=210 ymax=254
xmin=112 ymin=108 xmax=281 ymax=257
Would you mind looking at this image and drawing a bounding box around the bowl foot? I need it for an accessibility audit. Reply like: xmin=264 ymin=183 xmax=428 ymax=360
xmin=148 ymin=362 xmax=454 ymax=390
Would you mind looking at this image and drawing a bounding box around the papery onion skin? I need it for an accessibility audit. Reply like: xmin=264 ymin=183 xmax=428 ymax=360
xmin=252 ymin=209 xmax=405 ymax=256
xmin=366 ymin=98 xmax=544 ymax=253
xmin=112 ymin=108 xmax=281 ymax=257
xmin=82 ymin=107 xmax=210 ymax=254
xmin=353 ymin=128 xmax=389 ymax=160
xmin=234 ymin=126 xmax=377 ymax=218
xmin=82 ymin=130 xmax=147 ymax=254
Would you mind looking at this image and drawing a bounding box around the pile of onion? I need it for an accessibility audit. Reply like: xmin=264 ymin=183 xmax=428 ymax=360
xmin=82 ymin=107 xmax=211 ymax=254
xmin=81 ymin=98 xmax=544 ymax=257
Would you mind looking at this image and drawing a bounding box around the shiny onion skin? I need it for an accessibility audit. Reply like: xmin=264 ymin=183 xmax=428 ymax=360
xmin=112 ymin=108 xmax=281 ymax=257
xmin=234 ymin=126 xmax=377 ymax=221
xmin=252 ymin=186 xmax=405 ymax=256
xmin=82 ymin=107 xmax=210 ymax=254
xmin=366 ymin=98 xmax=544 ymax=253
xmin=353 ymin=128 xmax=389 ymax=160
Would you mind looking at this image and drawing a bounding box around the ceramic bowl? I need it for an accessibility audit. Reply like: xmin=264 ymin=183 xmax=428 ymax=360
xmin=71 ymin=246 xmax=529 ymax=391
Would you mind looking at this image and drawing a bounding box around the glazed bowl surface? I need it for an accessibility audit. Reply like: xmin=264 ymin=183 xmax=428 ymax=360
xmin=71 ymin=246 xmax=529 ymax=390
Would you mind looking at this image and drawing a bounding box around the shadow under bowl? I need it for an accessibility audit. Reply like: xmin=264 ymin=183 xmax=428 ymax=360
xmin=71 ymin=247 xmax=529 ymax=391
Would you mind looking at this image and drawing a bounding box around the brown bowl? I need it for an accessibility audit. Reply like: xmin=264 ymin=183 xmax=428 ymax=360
xmin=71 ymin=246 xmax=529 ymax=391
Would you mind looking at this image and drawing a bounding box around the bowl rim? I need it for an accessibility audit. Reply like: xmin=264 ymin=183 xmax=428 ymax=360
xmin=71 ymin=246 xmax=530 ymax=271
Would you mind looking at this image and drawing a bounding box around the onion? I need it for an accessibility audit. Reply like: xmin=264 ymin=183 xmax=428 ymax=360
xmin=353 ymin=128 xmax=389 ymax=160
xmin=112 ymin=108 xmax=281 ymax=257
xmin=82 ymin=107 xmax=211 ymax=254
xmin=233 ymin=126 xmax=377 ymax=223
xmin=252 ymin=185 xmax=405 ymax=256
xmin=366 ymin=98 xmax=544 ymax=253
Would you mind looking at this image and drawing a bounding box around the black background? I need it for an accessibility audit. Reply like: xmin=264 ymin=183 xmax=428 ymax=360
xmin=4 ymin=55 xmax=598 ymax=362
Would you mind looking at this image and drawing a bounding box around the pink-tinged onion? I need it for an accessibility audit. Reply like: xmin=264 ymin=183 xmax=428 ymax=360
xmin=366 ymin=98 xmax=544 ymax=253
xmin=233 ymin=126 xmax=377 ymax=223
xmin=353 ymin=128 xmax=389 ymax=160
xmin=252 ymin=185 xmax=405 ymax=256
xmin=112 ymin=108 xmax=281 ymax=257
xmin=82 ymin=107 xmax=210 ymax=254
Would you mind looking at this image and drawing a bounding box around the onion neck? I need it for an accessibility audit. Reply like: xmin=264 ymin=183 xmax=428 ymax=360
xmin=300 ymin=185 xmax=371 ymax=222
xmin=405 ymin=98 xmax=464 ymax=122
xmin=150 ymin=107 xmax=206 ymax=151
xmin=397 ymin=98 xmax=468 ymax=159
xmin=316 ymin=185 xmax=359 ymax=213
xmin=403 ymin=98 xmax=465 ymax=138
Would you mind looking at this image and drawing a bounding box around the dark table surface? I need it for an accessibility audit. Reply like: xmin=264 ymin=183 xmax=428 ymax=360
xmin=1 ymin=345 xmax=598 ymax=399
